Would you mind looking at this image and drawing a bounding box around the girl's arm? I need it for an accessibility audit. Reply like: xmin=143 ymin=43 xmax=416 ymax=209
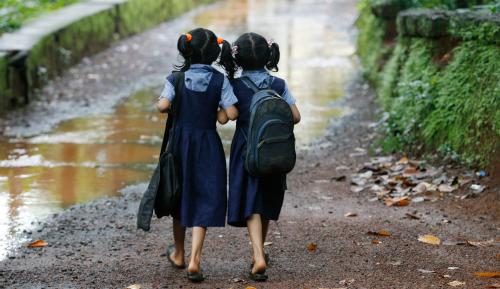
xmin=290 ymin=104 xmax=301 ymax=124
xmin=156 ymin=98 xmax=171 ymax=113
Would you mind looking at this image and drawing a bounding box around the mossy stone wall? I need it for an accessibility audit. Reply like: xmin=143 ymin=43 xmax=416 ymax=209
xmin=356 ymin=0 xmax=500 ymax=166
xmin=0 ymin=53 xmax=9 ymax=109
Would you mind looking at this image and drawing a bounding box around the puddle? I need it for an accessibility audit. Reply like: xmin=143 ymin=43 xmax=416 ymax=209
xmin=0 ymin=0 xmax=357 ymax=260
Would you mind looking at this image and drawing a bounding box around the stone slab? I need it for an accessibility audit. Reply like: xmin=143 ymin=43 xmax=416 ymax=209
xmin=0 ymin=2 xmax=114 ymax=52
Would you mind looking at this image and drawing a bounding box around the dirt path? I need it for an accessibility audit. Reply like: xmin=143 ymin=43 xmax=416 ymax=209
xmin=1 ymin=74 xmax=498 ymax=289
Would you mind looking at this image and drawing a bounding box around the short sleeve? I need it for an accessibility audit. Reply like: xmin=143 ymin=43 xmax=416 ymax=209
xmin=159 ymin=74 xmax=176 ymax=101
xmin=281 ymin=81 xmax=296 ymax=105
xmin=219 ymin=76 xmax=238 ymax=108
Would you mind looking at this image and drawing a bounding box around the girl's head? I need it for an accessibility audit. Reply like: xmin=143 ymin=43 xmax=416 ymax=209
xmin=233 ymin=32 xmax=280 ymax=72
xmin=176 ymin=27 xmax=235 ymax=77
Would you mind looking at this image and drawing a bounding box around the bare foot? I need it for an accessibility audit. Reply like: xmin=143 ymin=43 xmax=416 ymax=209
xmin=187 ymin=257 xmax=201 ymax=274
xmin=252 ymin=258 xmax=266 ymax=274
xmin=170 ymin=248 xmax=185 ymax=267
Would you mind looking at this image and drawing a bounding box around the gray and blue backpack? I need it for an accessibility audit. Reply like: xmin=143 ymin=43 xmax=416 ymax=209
xmin=240 ymin=76 xmax=296 ymax=176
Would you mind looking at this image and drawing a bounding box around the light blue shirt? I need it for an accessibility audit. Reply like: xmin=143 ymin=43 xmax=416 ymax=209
xmin=240 ymin=69 xmax=296 ymax=105
xmin=159 ymin=64 xmax=238 ymax=109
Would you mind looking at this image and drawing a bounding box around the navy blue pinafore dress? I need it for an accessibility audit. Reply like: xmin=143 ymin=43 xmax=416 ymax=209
xmin=228 ymin=76 xmax=287 ymax=227
xmin=169 ymin=70 xmax=227 ymax=228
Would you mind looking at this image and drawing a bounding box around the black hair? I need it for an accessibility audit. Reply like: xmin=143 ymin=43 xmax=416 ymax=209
xmin=176 ymin=27 xmax=236 ymax=78
xmin=233 ymin=32 xmax=280 ymax=73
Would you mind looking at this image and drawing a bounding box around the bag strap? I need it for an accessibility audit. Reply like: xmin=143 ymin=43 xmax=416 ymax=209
xmin=160 ymin=71 xmax=185 ymax=154
xmin=240 ymin=76 xmax=260 ymax=93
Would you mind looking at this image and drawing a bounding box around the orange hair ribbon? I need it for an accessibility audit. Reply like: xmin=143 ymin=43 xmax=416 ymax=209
xmin=217 ymin=37 xmax=224 ymax=45
xmin=185 ymin=33 xmax=193 ymax=42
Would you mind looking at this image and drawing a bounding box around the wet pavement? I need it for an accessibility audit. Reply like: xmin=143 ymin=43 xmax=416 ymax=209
xmin=0 ymin=0 xmax=357 ymax=260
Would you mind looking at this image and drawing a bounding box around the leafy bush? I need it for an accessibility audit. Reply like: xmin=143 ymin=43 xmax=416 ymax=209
xmin=0 ymin=0 xmax=80 ymax=35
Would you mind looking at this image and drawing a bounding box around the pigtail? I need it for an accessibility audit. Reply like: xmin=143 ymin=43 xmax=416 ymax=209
xmin=266 ymin=42 xmax=280 ymax=72
xmin=218 ymin=39 xmax=236 ymax=79
xmin=175 ymin=34 xmax=193 ymax=71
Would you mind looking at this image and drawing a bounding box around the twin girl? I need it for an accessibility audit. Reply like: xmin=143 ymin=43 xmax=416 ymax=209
xmin=155 ymin=28 xmax=301 ymax=282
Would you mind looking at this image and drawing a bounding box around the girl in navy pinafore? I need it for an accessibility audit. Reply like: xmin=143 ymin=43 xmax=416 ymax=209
xmin=156 ymin=28 xmax=238 ymax=282
xmin=227 ymin=33 xmax=301 ymax=281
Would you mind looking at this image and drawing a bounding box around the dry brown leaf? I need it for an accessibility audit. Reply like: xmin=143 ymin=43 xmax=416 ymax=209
xmin=418 ymin=234 xmax=441 ymax=245
xmin=448 ymin=280 xmax=465 ymax=287
xmin=344 ymin=212 xmax=358 ymax=217
xmin=406 ymin=213 xmax=420 ymax=220
xmin=245 ymin=287 xmax=257 ymax=289
xmin=307 ymin=243 xmax=317 ymax=252
xmin=398 ymin=156 xmax=409 ymax=164
xmin=467 ymin=239 xmax=495 ymax=247
xmin=125 ymin=285 xmax=141 ymax=289
xmin=497 ymin=253 xmax=500 ymax=259
xmin=475 ymin=272 xmax=500 ymax=278
xmin=367 ymin=230 xmax=391 ymax=237
xmin=485 ymin=284 xmax=500 ymax=288
xmin=27 ymin=240 xmax=48 ymax=248
xmin=372 ymin=239 xmax=382 ymax=244
xmin=385 ymin=197 xmax=410 ymax=207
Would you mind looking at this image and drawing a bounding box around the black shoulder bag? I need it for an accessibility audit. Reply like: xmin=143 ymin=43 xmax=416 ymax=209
xmin=137 ymin=72 xmax=184 ymax=231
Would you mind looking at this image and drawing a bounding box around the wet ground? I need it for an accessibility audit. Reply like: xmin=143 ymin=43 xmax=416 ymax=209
xmin=0 ymin=0 xmax=499 ymax=288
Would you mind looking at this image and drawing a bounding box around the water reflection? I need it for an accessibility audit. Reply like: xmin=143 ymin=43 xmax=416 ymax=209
xmin=0 ymin=0 xmax=357 ymax=260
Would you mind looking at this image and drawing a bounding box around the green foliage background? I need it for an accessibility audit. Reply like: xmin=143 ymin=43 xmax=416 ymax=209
xmin=0 ymin=0 xmax=80 ymax=35
xmin=357 ymin=0 xmax=500 ymax=166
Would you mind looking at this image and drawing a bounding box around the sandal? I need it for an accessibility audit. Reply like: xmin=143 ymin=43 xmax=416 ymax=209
xmin=187 ymin=271 xmax=205 ymax=282
xmin=249 ymin=270 xmax=268 ymax=282
xmin=167 ymin=244 xmax=186 ymax=269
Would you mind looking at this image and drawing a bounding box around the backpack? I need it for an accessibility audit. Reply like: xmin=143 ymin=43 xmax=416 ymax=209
xmin=240 ymin=76 xmax=296 ymax=176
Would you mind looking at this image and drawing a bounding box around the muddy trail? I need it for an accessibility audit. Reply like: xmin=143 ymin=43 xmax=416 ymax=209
xmin=1 ymin=0 xmax=499 ymax=288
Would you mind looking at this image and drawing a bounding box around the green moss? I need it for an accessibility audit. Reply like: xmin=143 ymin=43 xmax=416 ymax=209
xmin=448 ymin=11 xmax=500 ymax=44
xmin=356 ymin=0 xmax=387 ymax=83
xmin=378 ymin=38 xmax=408 ymax=108
xmin=26 ymin=35 xmax=59 ymax=90
xmin=58 ymin=9 xmax=116 ymax=68
xmin=0 ymin=53 xmax=9 ymax=110
xmin=422 ymin=42 xmax=500 ymax=165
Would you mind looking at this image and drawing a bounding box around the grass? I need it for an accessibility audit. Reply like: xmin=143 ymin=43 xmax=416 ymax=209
xmin=0 ymin=0 xmax=81 ymax=35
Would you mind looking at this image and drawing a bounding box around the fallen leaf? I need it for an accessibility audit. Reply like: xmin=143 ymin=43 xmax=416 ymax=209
xmin=467 ymin=239 xmax=495 ymax=247
xmin=485 ymin=284 xmax=500 ymax=288
xmin=397 ymin=156 xmax=409 ymax=164
xmin=264 ymin=241 xmax=273 ymax=246
xmin=418 ymin=234 xmax=441 ymax=245
xmin=418 ymin=269 xmax=436 ymax=274
xmin=412 ymin=196 xmax=425 ymax=203
xmin=332 ymin=175 xmax=346 ymax=182
xmin=367 ymin=230 xmax=391 ymax=237
xmin=443 ymin=274 xmax=452 ymax=278
xmin=448 ymin=267 xmax=460 ymax=270
xmin=307 ymin=243 xmax=317 ymax=252
xmin=385 ymin=197 xmax=410 ymax=207
xmin=231 ymin=277 xmax=244 ymax=283
xmin=245 ymin=287 xmax=257 ymax=289
xmin=475 ymin=272 xmax=500 ymax=278
xmin=438 ymin=184 xmax=456 ymax=193
xmin=27 ymin=240 xmax=48 ymax=248
xmin=403 ymin=166 xmax=419 ymax=175
xmin=406 ymin=212 xmax=420 ymax=219
xmin=344 ymin=212 xmax=358 ymax=217
xmin=339 ymin=278 xmax=355 ymax=285
xmin=125 ymin=285 xmax=141 ymax=289
xmin=350 ymin=186 xmax=364 ymax=193
xmin=372 ymin=239 xmax=382 ymax=244
xmin=448 ymin=280 xmax=465 ymax=287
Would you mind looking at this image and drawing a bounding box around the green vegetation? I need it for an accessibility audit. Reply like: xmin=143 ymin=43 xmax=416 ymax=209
xmin=357 ymin=0 xmax=500 ymax=166
xmin=0 ymin=0 xmax=81 ymax=35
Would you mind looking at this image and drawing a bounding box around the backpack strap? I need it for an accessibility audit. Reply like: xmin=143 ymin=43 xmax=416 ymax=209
xmin=160 ymin=71 xmax=185 ymax=154
xmin=240 ymin=76 xmax=260 ymax=93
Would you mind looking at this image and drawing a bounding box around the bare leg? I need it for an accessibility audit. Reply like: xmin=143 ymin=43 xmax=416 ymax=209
xmin=187 ymin=227 xmax=207 ymax=274
xmin=170 ymin=218 xmax=186 ymax=267
xmin=247 ymin=214 xmax=266 ymax=274
xmin=262 ymin=218 xmax=270 ymax=245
